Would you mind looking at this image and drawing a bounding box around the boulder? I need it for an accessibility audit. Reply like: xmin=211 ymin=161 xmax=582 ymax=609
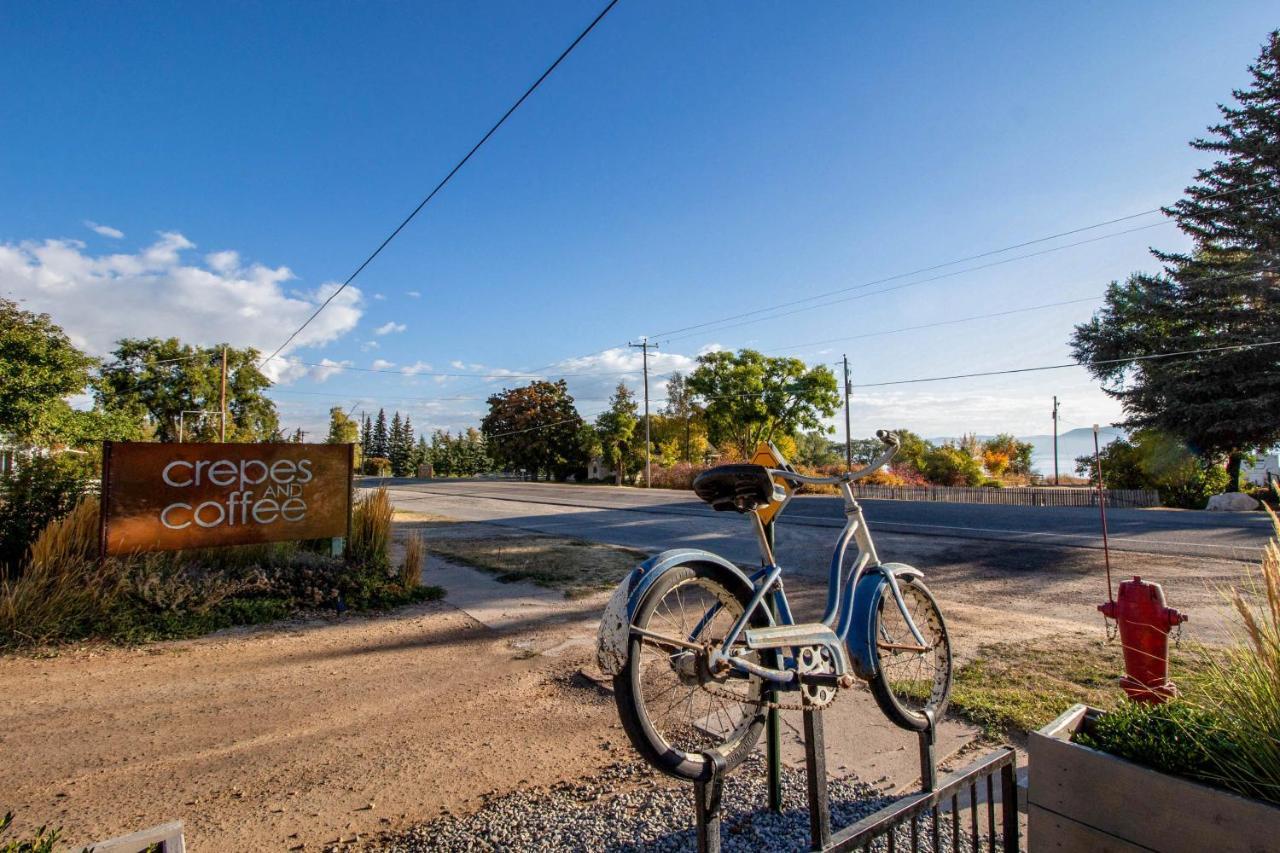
xmin=1206 ymin=492 xmax=1261 ymax=511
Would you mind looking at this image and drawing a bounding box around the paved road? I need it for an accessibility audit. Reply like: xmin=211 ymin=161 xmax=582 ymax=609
xmin=374 ymin=478 xmax=1270 ymax=562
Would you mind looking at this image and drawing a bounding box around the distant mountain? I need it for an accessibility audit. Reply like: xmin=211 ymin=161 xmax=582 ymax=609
xmin=925 ymin=427 xmax=1127 ymax=477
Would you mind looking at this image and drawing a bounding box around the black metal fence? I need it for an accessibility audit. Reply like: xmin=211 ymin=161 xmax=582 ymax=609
xmin=826 ymin=748 xmax=1019 ymax=852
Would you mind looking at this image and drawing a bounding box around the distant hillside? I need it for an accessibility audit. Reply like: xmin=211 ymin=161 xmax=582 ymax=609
xmin=925 ymin=427 xmax=1127 ymax=477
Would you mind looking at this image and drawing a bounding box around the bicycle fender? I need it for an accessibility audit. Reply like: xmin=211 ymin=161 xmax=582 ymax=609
xmin=595 ymin=549 xmax=761 ymax=677
xmin=845 ymin=563 xmax=924 ymax=679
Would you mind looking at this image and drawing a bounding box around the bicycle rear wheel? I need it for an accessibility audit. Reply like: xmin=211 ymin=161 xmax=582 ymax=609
xmin=613 ymin=562 xmax=769 ymax=781
xmin=867 ymin=576 xmax=952 ymax=731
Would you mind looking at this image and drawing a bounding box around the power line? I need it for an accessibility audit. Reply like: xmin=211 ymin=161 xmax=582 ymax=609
xmin=644 ymin=179 xmax=1277 ymax=342
xmin=851 ymin=339 xmax=1280 ymax=388
xmin=259 ymin=0 xmax=621 ymax=366
xmin=763 ymin=295 xmax=1104 ymax=356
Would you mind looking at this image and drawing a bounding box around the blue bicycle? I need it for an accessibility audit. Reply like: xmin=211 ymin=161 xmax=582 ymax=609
xmin=596 ymin=431 xmax=952 ymax=781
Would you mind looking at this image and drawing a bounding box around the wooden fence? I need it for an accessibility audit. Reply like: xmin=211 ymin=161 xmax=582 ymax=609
xmin=848 ymin=484 xmax=1161 ymax=508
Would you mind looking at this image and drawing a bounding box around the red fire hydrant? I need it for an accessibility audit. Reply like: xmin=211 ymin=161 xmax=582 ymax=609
xmin=1098 ymin=576 xmax=1188 ymax=704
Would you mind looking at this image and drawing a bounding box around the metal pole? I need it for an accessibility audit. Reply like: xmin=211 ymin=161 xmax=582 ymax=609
xmin=1093 ymin=424 xmax=1114 ymax=601
xmin=1052 ymin=395 xmax=1059 ymax=485
xmin=843 ymin=354 xmax=852 ymax=471
xmin=220 ymin=345 xmax=228 ymax=442
xmin=178 ymin=411 xmax=185 ymax=443
xmin=629 ymin=338 xmax=656 ymax=487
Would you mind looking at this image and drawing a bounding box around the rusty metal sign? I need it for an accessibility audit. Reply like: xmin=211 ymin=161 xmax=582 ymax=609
xmin=101 ymin=442 xmax=353 ymax=555
xmin=750 ymin=441 xmax=793 ymax=526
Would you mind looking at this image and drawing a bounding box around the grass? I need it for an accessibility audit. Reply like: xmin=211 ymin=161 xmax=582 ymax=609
xmin=939 ymin=637 xmax=1214 ymax=739
xmin=399 ymin=531 xmax=425 ymax=590
xmin=427 ymin=534 xmax=645 ymax=598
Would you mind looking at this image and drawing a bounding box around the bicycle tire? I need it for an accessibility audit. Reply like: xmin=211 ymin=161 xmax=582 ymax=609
xmin=866 ymin=576 xmax=952 ymax=731
xmin=613 ymin=562 xmax=770 ymax=781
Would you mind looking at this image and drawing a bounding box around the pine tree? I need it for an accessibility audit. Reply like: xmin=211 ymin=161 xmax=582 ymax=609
xmin=389 ymin=412 xmax=405 ymax=476
xmin=414 ymin=435 xmax=431 ymax=475
xmin=360 ymin=414 xmax=372 ymax=452
xmin=1072 ymin=31 xmax=1280 ymax=491
xmin=372 ymin=409 xmax=389 ymax=459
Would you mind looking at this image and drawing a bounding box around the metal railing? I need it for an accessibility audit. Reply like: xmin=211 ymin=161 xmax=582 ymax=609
xmin=826 ymin=748 xmax=1018 ymax=852
xmin=849 ymin=484 xmax=1160 ymax=508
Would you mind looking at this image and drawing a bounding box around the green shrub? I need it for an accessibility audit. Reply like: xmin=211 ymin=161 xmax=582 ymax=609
xmin=362 ymin=456 xmax=391 ymax=476
xmin=0 ymin=456 xmax=90 ymax=573
xmin=1075 ymin=701 xmax=1238 ymax=785
xmin=0 ymin=812 xmax=61 ymax=853
xmin=1074 ymin=430 xmax=1228 ymax=508
xmin=921 ymin=445 xmax=984 ymax=486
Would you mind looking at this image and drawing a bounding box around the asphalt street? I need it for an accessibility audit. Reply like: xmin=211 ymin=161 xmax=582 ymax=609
xmin=374 ymin=478 xmax=1271 ymax=563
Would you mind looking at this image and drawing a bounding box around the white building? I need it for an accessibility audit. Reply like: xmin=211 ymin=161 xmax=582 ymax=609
xmin=1244 ymin=452 xmax=1279 ymax=487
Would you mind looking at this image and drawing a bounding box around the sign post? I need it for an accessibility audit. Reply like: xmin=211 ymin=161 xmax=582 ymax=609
xmin=100 ymin=442 xmax=353 ymax=555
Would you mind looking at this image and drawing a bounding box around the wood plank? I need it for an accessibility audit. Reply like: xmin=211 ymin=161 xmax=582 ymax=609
xmin=91 ymin=820 xmax=185 ymax=853
xmin=1029 ymin=804 xmax=1153 ymax=852
xmin=1029 ymin=707 xmax=1280 ymax=853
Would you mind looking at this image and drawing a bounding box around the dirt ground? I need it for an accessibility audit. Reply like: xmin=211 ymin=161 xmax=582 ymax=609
xmin=0 ymin=602 xmax=619 ymax=851
xmin=0 ymin=514 xmax=1259 ymax=851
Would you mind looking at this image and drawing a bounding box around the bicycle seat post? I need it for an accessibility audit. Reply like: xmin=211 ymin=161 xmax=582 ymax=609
xmin=750 ymin=511 xmax=775 ymax=566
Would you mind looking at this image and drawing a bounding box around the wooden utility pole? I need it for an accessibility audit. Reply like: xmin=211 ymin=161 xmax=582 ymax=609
xmin=843 ymin=354 xmax=852 ymax=471
xmin=1052 ymin=395 xmax=1059 ymax=485
xmin=220 ymin=346 xmax=229 ymax=442
xmin=629 ymin=338 xmax=656 ymax=487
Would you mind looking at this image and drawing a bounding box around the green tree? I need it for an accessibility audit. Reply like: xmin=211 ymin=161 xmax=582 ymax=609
xmin=595 ymin=382 xmax=640 ymax=485
xmin=95 ymin=338 xmax=277 ymax=442
xmin=481 ymin=380 xmax=585 ymax=481
xmin=686 ymin=349 xmax=840 ymax=458
xmin=1070 ymin=32 xmax=1280 ymax=491
xmin=921 ymin=444 xmax=984 ymax=486
xmin=326 ymin=406 xmax=359 ymax=444
xmin=662 ymin=371 xmax=704 ymax=463
xmin=360 ymin=414 xmax=373 ymax=452
xmin=1075 ymin=430 xmax=1229 ymax=509
xmin=889 ymin=429 xmax=930 ymax=475
xmin=371 ymin=409 xmax=389 ymax=459
xmin=0 ymin=298 xmax=97 ymax=443
xmin=795 ymin=429 xmax=841 ymax=467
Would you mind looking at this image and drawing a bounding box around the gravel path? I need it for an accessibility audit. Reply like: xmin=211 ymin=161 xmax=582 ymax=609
xmin=371 ymin=754 xmax=982 ymax=852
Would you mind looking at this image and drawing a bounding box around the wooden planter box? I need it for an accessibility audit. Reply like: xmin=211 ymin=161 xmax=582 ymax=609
xmin=1029 ymin=704 xmax=1280 ymax=852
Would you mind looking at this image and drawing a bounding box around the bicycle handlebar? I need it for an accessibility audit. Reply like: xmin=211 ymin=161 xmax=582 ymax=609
xmin=769 ymin=429 xmax=900 ymax=486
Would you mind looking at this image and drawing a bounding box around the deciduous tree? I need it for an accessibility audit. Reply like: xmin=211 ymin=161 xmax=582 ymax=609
xmin=0 ymin=298 xmax=96 ymax=443
xmin=95 ymin=338 xmax=277 ymax=442
xmin=595 ymin=382 xmax=639 ymax=485
xmin=481 ymin=380 xmax=585 ymax=481
xmin=686 ymin=350 xmax=839 ymax=458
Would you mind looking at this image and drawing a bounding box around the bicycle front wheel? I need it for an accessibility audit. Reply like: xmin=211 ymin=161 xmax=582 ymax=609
xmin=613 ymin=562 xmax=769 ymax=781
xmin=867 ymin=576 xmax=952 ymax=731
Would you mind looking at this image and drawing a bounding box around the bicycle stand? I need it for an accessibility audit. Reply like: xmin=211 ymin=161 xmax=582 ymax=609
xmin=691 ymin=708 xmax=939 ymax=853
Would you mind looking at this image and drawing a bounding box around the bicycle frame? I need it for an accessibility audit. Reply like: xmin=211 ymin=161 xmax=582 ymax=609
xmin=706 ymin=471 xmax=928 ymax=685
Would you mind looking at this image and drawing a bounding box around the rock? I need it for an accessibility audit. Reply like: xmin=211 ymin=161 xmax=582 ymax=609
xmin=1206 ymin=492 xmax=1261 ymax=511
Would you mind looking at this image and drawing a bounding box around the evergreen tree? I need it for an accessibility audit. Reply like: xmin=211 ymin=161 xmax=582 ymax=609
xmin=360 ymin=414 xmax=372 ymax=452
xmin=389 ymin=412 xmax=406 ymax=476
xmin=1071 ymin=32 xmax=1280 ymax=491
xmin=371 ymin=408 xmax=389 ymax=459
xmin=414 ymin=435 xmax=431 ymax=474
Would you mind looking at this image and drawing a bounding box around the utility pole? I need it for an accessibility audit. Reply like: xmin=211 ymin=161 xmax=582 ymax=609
xmin=629 ymin=338 xmax=656 ymax=487
xmin=843 ymin=354 xmax=852 ymax=471
xmin=220 ymin=345 xmax=228 ymax=442
xmin=1052 ymin=395 xmax=1060 ymax=485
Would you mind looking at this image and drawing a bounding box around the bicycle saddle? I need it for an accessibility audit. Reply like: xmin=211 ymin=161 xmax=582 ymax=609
xmin=693 ymin=464 xmax=780 ymax=513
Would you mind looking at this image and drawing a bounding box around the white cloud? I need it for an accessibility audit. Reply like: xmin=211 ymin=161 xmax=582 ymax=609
xmin=373 ymin=293 xmax=386 ymax=301
xmin=375 ymin=321 xmax=406 ymax=335
xmin=308 ymin=358 xmax=352 ymax=383
xmin=407 ymin=290 xmax=421 ymax=298
xmin=84 ymin=221 xmax=124 ymax=239
xmin=449 ymin=359 xmax=466 ymax=369
xmin=0 ymin=232 xmax=363 ymax=380
xmin=400 ymin=361 xmax=433 ymax=376
xmin=360 ymin=340 xmax=379 ymax=351
xmin=371 ymin=358 xmax=396 ymax=370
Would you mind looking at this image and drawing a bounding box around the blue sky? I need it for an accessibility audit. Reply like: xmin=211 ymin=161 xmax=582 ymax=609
xmin=2 ymin=2 xmax=1275 ymax=450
